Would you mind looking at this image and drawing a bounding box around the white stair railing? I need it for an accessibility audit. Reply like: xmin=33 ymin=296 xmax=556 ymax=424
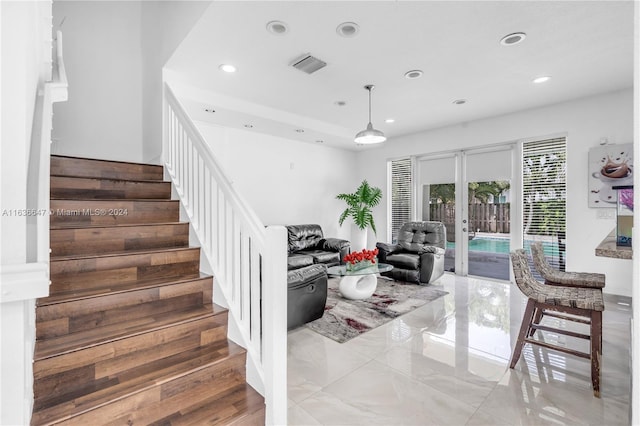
xmin=162 ymin=83 xmax=288 ymax=425
xmin=0 ymin=30 xmax=67 ymax=424
xmin=4 ymin=30 xmax=67 ymax=301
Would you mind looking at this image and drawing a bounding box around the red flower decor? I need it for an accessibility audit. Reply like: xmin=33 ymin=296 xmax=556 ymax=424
xmin=344 ymin=248 xmax=379 ymax=265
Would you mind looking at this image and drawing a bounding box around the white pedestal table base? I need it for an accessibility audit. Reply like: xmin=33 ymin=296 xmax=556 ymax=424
xmin=338 ymin=273 xmax=378 ymax=300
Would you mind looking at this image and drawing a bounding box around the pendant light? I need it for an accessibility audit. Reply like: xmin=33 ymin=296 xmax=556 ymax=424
xmin=354 ymin=84 xmax=386 ymax=144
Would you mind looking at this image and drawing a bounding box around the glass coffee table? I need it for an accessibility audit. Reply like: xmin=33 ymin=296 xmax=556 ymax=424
xmin=326 ymin=263 xmax=394 ymax=300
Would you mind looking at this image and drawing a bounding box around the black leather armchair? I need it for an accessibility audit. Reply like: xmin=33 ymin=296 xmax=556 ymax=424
xmin=286 ymin=224 xmax=350 ymax=270
xmin=376 ymin=221 xmax=446 ymax=284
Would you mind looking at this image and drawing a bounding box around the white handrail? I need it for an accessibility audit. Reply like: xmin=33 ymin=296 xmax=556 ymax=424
xmin=162 ymin=83 xmax=288 ymax=425
xmin=22 ymin=31 xmax=68 ymax=293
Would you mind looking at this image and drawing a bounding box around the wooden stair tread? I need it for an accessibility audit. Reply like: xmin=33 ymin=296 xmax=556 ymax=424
xmin=38 ymin=273 xmax=209 ymax=306
xmin=50 ymin=176 xmax=171 ymax=200
xmin=50 ymin=197 xmax=177 ymax=202
xmin=51 ymin=174 xmax=170 ymax=184
xmin=50 ymin=221 xmax=187 ymax=230
xmin=31 ymin=340 xmax=247 ymax=425
xmin=35 ymin=304 xmax=226 ymax=360
xmin=51 ymin=245 xmax=199 ymax=262
xmin=148 ymin=380 xmax=265 ymax=426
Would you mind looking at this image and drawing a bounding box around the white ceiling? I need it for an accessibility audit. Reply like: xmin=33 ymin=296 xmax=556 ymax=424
xmin=166 ymin=1 xmax=634 ymax=150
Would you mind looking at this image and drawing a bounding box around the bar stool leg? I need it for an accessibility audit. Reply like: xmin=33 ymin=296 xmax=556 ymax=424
xmin=510 ymin=299 xmax=537 ymax=369
xmin=590 ymin=310 xmax=603 ymax=398
xmin=528 ymin=307 xmax=544 ymax=337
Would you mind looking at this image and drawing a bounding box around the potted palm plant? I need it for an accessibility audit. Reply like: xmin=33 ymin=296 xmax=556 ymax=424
xmin=337 ymin=180 xmax=382 ymax=250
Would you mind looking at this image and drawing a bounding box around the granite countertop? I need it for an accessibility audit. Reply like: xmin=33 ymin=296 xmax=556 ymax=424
xmin=595 ymin=229 xmax=633 ymax=260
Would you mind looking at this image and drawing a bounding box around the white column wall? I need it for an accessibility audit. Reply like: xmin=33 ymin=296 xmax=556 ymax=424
xmin=0 ymin=1 xmax=52 ymax=423
xmin=631 ymin=1 xmax=639 ymax=422
xmin=357 ymin=89 xmax=634 ymax=297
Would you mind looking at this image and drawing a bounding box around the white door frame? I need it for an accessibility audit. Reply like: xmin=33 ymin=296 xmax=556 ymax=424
xmin=416 ymin=143 xmax=518 ymax=280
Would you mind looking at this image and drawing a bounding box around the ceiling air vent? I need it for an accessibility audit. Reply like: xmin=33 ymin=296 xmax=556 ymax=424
xmin=291 ymin=53 xmax=327 ymax=74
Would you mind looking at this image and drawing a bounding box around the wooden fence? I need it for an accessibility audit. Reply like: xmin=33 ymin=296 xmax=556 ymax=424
xmin=429 ymin=203 xmax=510 ymax=234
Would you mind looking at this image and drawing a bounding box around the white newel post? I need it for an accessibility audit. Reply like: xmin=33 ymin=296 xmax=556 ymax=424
xmin=263 ymin=225 xmax=288 ymax=425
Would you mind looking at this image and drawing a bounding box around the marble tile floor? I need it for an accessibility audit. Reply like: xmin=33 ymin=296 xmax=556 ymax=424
xmin=287 ymin=273 xmax=632 ymax=425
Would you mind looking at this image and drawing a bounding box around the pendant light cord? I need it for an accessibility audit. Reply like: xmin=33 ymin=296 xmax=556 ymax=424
xmin=368 ymin=87 xmax=372 ymax=123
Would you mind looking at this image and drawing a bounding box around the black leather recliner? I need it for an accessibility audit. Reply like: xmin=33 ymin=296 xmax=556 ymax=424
xmin=376 ymin=221 xmax=446 ymax=285
xmin=285 ymin=224 xmax=350 ymax=330
xmin=287 ymin=264 xmax=328 ymax=330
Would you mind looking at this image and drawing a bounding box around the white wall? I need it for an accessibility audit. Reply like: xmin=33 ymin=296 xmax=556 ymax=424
xmin=196 ymin=122 xmax=358 ymax=241
xmin=52 ymin=1 xmax=210 ymax=163
xmin=357 ymin=89 xmax=634 ymax=297
xmin=0 ymin=1 xmax=52 ymax=423
xmin=52 ymin=1 xmax=144 ymax=162
xmin=141 ymin=1 xmax=211 ymax=163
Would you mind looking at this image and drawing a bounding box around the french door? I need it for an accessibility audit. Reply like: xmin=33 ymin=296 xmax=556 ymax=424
xmin=417 ymin=145 xmax=518 ymax=280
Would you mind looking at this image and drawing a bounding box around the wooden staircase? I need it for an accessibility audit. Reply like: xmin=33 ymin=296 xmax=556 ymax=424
xmin=31 ymin=155 xmax=265 ymax=425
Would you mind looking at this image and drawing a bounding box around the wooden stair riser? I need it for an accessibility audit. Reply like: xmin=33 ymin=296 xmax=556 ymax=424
xmin=140 ymin=381 xmax=263 ymax=426
xmin=51 ymin=176 xmax=171 ymax=200
xmin=50 ymin=199 xmax=179 ymax=227
xmin=49 ymin=248 xmax=200 ymax=294
xmin=51 ymin=223 xmax=189 ymax=257
xmin=33 ymin=313 xmax=229 ymax=409
xmin=51 ymin=156 xmax=164 ymax=181
xmin=37 ymin=278 xmax=213 ymax=340
xmin=50 ymin=353 xmax=247 ymax=426
xmin=31 ymin=341 xmax=246 ymax=425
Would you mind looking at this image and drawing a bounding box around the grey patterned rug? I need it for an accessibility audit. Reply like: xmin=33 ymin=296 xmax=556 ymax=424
xmin=306 ymin=277 xmax=448 ymax=343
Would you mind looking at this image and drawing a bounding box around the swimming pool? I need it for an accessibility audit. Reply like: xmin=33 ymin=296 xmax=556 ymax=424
xmin=447 ymin=238 xmax=561 ymax=256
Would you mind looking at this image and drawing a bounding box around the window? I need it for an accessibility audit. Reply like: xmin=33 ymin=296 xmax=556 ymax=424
xmin=390 ymin=158 xmax=412 ymax=243
xmin=522 ymin=137 xmax=567 ymax=271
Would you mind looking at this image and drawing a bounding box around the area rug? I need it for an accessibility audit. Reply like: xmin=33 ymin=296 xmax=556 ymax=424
xmin=306 ymin=277 xmax=448 ymax=343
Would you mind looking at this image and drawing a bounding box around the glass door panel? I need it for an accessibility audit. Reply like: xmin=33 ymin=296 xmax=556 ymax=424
xmin=467 ymin=180 xmax=511 ymax=280
xmin=418 ymin=155 xmax=459 ymax=274
xmin=465 ymin=147 xmax=512 ymax=280
xmin=417 ymin=147 xmax=513 ymax=280
xmin=422 ymin=183 xmax=456 ymax=273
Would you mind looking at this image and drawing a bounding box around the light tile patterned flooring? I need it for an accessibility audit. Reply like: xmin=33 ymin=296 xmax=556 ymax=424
xmin=288 ymin=273 xmax=631 ymax=425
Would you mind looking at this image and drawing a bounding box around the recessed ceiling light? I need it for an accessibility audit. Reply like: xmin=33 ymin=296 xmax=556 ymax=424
xmin=244 ymin=124 xmax=253 ymax=128
xmin=295 ymin=129 xmax=305 ymax=133
xmin=404 ymin=70 xmax=423 ymax=79
xmin=385 ymin=118 xmax=395 ymax=123
xmin=532 ymin=76 xmax=550 ymax=84
xmin=500 ymin=32 xmax=527 ymax=46
xmin=334 ymin=101 xmax=347 ymax=106
xmin=336 ymin=22 xmax=360 ymax=38
xmin=204 ymin=108 xmax=215 ymax=113
xmin=266 ymin=21 xmax=289 ymax=35
xmin=219 ymin=64 xmax=237 ymax=73
xmin=453 ymin=99 xmax=467 ymax=105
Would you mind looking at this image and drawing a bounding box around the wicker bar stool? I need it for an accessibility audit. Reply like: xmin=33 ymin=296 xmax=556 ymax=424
xmin=510 ymin=249 xmax=604 ymax=397
xmin=529 ymin=242 xmax=606 ymax=340
xmin=530 ymin=241 xmax=605 ymax=288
